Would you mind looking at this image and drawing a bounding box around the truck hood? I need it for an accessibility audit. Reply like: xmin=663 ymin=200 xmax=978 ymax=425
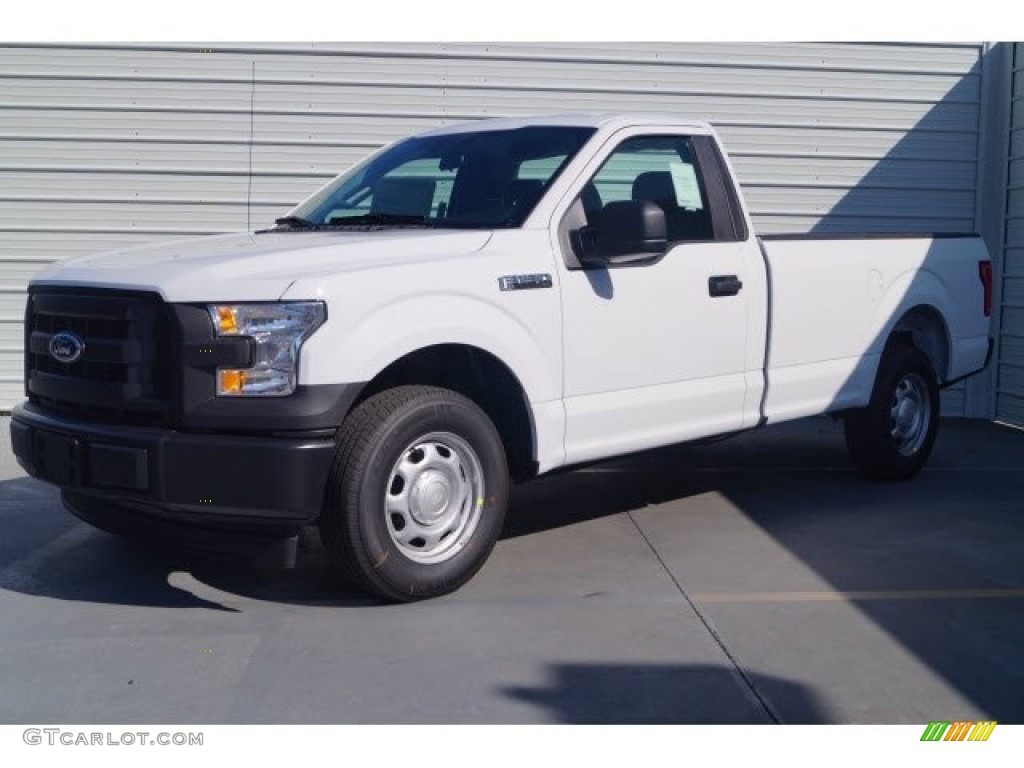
xmin=30 ymin=229 xmax=493 ymax=302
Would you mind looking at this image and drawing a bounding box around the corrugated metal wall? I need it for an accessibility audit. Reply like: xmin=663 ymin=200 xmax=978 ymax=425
xmin=0 ymin=42 xmax=987 ymax=411
xmin=996 ymin=43 xmax=1024 ymax=427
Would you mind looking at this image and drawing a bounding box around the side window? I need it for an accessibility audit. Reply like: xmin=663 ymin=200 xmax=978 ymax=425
xmin=584 ymin=136 xmax=714 ymax=243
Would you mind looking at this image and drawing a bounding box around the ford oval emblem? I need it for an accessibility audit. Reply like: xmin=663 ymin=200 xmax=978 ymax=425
xmin=49 ymin=331 xmax=85 ymax=364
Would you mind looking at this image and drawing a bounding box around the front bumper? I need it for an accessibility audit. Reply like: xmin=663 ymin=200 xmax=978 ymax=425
xmin=10 ymin=403 xmax=336 ymax=525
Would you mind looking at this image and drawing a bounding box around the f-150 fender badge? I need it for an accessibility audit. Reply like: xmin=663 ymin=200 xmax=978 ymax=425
xmin=498 ymin=274 xmax=553 ymax=292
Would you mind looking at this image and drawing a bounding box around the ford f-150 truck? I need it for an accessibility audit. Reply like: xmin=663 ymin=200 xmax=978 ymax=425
xmin=10 ymin=113 xmax=993 ymax=601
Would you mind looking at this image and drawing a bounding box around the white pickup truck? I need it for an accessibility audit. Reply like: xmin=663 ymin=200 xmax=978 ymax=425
xmin=10 ymin=113 xmax=993 ymax=601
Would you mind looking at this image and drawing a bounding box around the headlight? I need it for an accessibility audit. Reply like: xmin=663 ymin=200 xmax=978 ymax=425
xmin=207 ymin=302 xmax=326 ymax=397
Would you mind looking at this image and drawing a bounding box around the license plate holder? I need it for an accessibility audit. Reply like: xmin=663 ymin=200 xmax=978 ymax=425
xmin=34 ymin=430 xmax=83 ymax=487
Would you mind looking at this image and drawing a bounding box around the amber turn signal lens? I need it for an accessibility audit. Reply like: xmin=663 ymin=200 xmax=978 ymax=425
xmin=214 ymin=306 xmax=238 ymax=334
xmin=218 ymin=369 xmax=246 ymax=394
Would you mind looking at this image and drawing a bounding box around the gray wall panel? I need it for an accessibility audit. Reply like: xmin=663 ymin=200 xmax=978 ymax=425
xmin=0 ymin=108 xmax=253 ymax=141
xmin=0 ymin=172 xmax=250 ymax=205
xmin=1005 ymin=248 xmax=1024 ymax=278
xmin=0 ymin=42 xmax=988 ymax=411
xmin=997 ymin=43 xmax=1024 ymax=425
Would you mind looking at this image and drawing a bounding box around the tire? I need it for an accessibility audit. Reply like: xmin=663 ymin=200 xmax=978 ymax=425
xmin=321 ymin=385 xmax=509 ymax=602
xmin=844 ymin=343 xmax=940 ymax=481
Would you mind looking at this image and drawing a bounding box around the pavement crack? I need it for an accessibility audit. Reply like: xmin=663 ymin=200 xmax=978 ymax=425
xmin=625 ymin=509 xmax=782 ymax=725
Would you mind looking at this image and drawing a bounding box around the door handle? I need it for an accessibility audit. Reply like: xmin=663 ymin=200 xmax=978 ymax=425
xmin=708 ymin=274 xmax=743 ymax=297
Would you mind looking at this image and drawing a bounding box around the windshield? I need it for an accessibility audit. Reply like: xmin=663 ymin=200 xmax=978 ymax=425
xmin=282 ymin=125 xmax=596 ymax=229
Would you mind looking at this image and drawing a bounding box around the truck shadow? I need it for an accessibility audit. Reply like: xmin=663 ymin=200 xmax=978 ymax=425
xmin=0 ymin=475 xmax=375 ymax=610
xmin=2 ymin=417 xmax=1023 ymax=722
xmin=0 ymin=420 xmax=849 ymax=615
xmin=0 ymin=421 xmax=850 ymax=613
xmin=0 ymin=418 xmax=851 ymax=613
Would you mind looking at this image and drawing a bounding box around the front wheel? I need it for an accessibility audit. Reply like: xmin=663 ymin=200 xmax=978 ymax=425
xmin=844 ymin=344 xmax=940 ymax=481
xmin=321 ymin=385 xmax=509 ymax=602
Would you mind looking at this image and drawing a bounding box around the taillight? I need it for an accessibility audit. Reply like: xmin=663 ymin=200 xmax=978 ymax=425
xmin=979 ymin=260 xmax=993 ymax=317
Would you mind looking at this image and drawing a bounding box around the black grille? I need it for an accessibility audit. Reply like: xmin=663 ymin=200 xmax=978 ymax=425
xmin=26 ymin=288 xmax=178 ymax=426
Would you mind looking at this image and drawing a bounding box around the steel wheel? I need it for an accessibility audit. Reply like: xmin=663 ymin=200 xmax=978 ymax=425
xmin=844 ymin=343 xmax=940 ymax=481
xmin=384 ymin=431 xmax=485 ymax=564
xmin=889 ymin=372 xmax=931 ymax=457
xmin=322 ymin=386 xmax=509 ymax=601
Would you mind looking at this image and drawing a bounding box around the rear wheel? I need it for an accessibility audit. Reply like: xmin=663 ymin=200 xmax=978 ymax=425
xmin=844 ymin=343 xmax=940 ymax=481
xmin=321 ymin=385 xmax=509 ymax=602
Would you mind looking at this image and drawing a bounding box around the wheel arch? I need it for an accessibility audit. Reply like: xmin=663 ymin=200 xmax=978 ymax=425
xmin=354 ymin=343 xmax=539 ymax=482
xmin=886 ymin=304 xmax=951 ymax=383
xmin=870 ymin=268 xmax=954 ymax=385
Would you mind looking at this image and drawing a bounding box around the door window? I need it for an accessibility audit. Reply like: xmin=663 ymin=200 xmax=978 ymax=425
xmin=584 ymin=136 xmax=714 ymax=243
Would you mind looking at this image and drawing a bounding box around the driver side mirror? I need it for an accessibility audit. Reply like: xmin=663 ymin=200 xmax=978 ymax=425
xmin=572 ymin=200 xmax=667 ymax=267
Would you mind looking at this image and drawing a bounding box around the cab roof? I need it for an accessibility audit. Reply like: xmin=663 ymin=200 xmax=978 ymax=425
xmin=416 ymin=113 xmax=714 ymax=137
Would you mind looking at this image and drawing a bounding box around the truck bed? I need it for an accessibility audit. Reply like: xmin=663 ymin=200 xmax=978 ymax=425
xmin=758 ymin=233 xmax=991 ymax=424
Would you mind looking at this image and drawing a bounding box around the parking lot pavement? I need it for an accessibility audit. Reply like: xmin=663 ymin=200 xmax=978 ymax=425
xmin=2 ymin=414 xmax=1023 ymax=724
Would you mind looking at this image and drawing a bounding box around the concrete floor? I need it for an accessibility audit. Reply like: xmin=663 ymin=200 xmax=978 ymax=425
xmin=1 ymin=414 xmax=1023 ymax=724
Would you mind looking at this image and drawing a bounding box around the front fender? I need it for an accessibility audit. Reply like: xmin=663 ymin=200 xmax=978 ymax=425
xmin=297 ymin=291 xmax=561 ymax=405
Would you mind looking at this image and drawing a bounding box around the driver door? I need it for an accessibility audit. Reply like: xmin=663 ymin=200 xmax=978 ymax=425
xmin=557 ymin=132 xmax=754 ymax=464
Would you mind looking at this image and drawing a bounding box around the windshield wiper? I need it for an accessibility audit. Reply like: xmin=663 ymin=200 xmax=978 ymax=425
xmin=274 ymin=215 xmax=315 ymax=229
xmin=270 ymin=212 xmax=435 ymax=232
xmin=325 ymin=213 xmax=432 ymax=227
